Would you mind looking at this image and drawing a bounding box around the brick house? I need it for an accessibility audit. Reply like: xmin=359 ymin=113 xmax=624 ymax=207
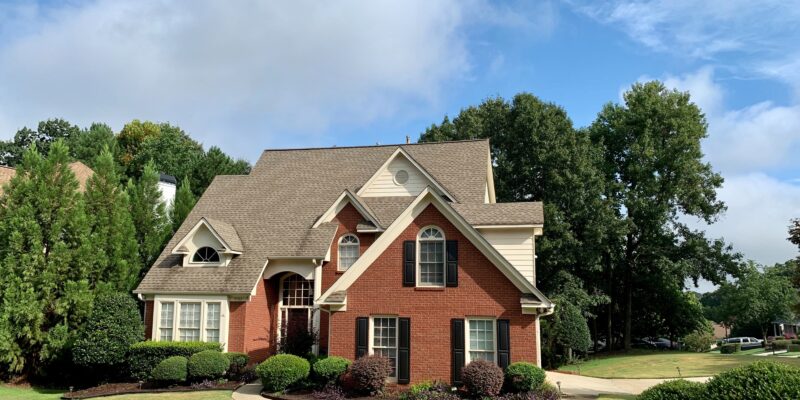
xmin=134 ymin=139 xmax=553 ymax=385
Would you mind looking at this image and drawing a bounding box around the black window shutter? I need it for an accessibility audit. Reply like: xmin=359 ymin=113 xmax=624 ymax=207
xmin=446 ymin=240 xmax=458 ymax=287
xmin=398 ymin=318 xmax=411 ymax=384
xmin=497 ymin=319 xmax=511 ymax=369
xmin=356 ymin=317 xmax=368 ymax=358
xmin=451 ymin=319 xmax=465 ymax=386
xmin=403 ymin=240 xmax=416 ymax=286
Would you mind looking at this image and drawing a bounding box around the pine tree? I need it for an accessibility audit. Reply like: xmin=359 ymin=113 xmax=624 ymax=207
xmin=84 ymin=146 xmax=142 ymax=291
xmin=172 ymin=176 xmax=196 ymax=232
xmin=0 ymin=141 xmax=94 ymax=375
xmin=127 ymin=161 xmax=170 ymax=274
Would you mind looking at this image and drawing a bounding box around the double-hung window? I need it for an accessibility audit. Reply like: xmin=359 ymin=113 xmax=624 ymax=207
xmin=179 ymin=302 xmax=201 ymax=341
xmin=156 ymin=297 xmax=227 ymax=348
xmin=418 ymin=227 xmax=445 ymax=286
xmin=370 ymin=317 xmax=398 ymax=378
xmin=338 ymin=234 xmax=360 ymax=271
xmin=467 ymin=319 xmax=496 ymax=362
xmin=159 ymin=302 xmax=174 ymax=341
xmin=205 ymin=303 xmax=221 ymax=342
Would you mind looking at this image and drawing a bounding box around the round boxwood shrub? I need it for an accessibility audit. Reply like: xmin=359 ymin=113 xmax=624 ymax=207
xmin=151 ymin=356 xmax=188 ymax=384
xmin=187 ymin=350 xmax=230 ymax=381
xmin=256 ymin=354 xmax=310 ymax=392
xmin=704 ymin=361 xmax=800 ymax=399
xmin=72 ymin=293 xmax=144 ymax=371
xmin=638 ymin=379 xmax=706 ymax=400
xmin=350 ymin=355 xmax=391 ymax=395
xmin=313 ymin=356 xmax=351 ymax=384
xmin=128 ymin=341 xmax=222 ymax=380
xmin=504 ymin=362 xmax=546 ymax=392
xmin=720 ymin=343 xmax=741 ymax=354
xmin=461 ymin=359 xmax=504 ymax=398
xmin=225 ymin=352 xmax=250 ymax=375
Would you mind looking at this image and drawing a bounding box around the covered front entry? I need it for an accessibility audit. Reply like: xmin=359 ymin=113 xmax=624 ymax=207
xmin=278 ymin=273 xmax=316 ymax=350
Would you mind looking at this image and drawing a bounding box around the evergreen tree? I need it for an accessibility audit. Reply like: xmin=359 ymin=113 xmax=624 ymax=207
xmin=84 ymin=146 xmax=141 ymax=291
xmin=69 ymin=123 xmax=120 ymax=169
xmin=0 ymin=141 xmax=94 ymax=375
xmin=191 ymin=146 xmax=251 ymax=197
xmin=172 ymin=176 xmax=196 ymax=232
xmin=127 ymin=161 xmax=170 ymax=274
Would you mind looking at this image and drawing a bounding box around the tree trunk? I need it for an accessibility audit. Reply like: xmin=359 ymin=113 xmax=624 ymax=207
xmin=593 ymin=316 xmax=598 ymax=353
xmin=623 ymin=266 xmax=632 ymax=351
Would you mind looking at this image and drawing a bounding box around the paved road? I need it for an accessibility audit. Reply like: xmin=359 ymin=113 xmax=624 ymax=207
xmin=546 ymin=371 xmax=710 ymax=398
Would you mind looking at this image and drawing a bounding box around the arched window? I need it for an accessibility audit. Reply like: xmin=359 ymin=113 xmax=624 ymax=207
xmin=418 ymin=226 xmax=445 ymax=286
xmin=279 ymin=274 xmax=314 ymax=340
xmin=192 ymin=247 xmax=220 ymax=263
xmin=338 ymin=234 xmax=360 ymax=271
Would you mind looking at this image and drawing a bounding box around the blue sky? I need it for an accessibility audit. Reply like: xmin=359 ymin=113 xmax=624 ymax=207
xmin=0 ymin=1 xmax=799 ymax=285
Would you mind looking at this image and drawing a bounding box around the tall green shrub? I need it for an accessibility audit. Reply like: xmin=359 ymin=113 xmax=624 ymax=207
xmin=72 ymin=293 xmax=144 ymax=371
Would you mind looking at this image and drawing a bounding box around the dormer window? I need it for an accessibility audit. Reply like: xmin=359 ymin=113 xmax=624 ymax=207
xmin=338 ymin=234 xmax=360 ymax=271
xmin=193 ymin=247 xmax=220 ymax=263
xmin=418 ymin=226 xmax=445 ymax=286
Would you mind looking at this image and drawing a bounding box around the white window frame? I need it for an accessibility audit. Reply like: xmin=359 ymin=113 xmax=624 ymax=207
xmin=277 ymin=273 xmax=315 ymax=344
xmin=153 ymin=295 xmax=229 ymax=351
xmin=465 ymin=317 xmax=497 ymax=365
xmin=190 ymin=246 xmax=222 ymax=265
xmin=337 ymin=234 xmax=360 ymax=272
xmin=416 ymin=225 xmax=446 ymax=287
xmin=369 ymin=315 xmax=399 ymax=382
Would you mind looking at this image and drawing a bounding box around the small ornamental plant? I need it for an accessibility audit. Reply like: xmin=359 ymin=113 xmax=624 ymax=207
xmin=461 ymin=359 xmax=504 ymax=398
xmin=350 ymin=355 xmax=391 ymax=395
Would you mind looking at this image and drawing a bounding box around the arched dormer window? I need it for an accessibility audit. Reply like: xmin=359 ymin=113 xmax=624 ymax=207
xmin=338 ymin=234 xmax=360 ymax=271
xmin=418 ymin=226 xmax=445 ymax=286
xmin=192 ymin=246 xmax=220 ymax=263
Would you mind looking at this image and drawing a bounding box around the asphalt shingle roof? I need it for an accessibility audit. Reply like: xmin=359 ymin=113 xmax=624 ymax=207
xmin=136 ymin=139 xmax=544 ymax=295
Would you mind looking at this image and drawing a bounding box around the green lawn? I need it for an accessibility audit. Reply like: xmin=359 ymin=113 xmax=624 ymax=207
xmin=0 ymin=386 xmax=233 ymax=400
xmin=558 ymin=350 xmax=800 ymax=378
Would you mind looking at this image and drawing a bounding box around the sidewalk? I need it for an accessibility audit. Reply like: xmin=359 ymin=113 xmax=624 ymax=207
xmin=232 ymin=383 xmax=263 ymax=400
xmin=546 ymin=371 xmax=710 ymax=398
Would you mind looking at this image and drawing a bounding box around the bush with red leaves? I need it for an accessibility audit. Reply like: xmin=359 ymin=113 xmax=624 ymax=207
xmin=461 ymin=359 xmax=504 ymax=398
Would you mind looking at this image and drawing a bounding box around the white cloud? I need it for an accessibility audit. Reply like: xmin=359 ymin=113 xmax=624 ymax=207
xmin=0 ymin=0 xmax=553 ymax=159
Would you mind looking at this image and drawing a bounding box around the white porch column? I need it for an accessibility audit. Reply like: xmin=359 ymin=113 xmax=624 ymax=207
xmin=312 ymin=260 xmax=324 ymax=355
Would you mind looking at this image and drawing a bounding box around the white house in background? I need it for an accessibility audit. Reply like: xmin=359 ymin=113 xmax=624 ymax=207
xmin=158 ymin=173 xmax=177 ymax=210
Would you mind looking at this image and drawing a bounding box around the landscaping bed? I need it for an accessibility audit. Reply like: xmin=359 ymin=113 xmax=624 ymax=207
xmin=62 ymin=381 xmax=241 ymax=399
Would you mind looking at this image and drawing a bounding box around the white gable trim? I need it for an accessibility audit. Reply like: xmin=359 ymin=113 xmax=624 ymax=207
xmin=486 ymin=146 xmax=496 ymax=204
xmin=312 ymin=189 xmax=383 ymax=230
xmin=319 ymin=188 xmax=552 ymax=307
xmin=172 ymin=218 xmax=242 ymax=255
xmin=356 ymin=147 xmax=457 ymax=201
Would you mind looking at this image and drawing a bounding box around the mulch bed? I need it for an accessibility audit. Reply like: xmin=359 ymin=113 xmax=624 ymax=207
xmin=62 ymin=380 xmax=243 ymax=399
xmin=263 ymin=389 xmax=400 ymax=400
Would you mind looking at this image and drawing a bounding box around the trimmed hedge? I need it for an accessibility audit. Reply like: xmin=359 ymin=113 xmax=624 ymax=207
xmin=151 ymin=356 xmax=188 ymax=384
xmin=461 ymin=359 xmax=504 ymax=398
xmin=188 ymin=350 xmax=230 ymax=381
xmin=504 ymin=362 xmax=546 ymax=393
xmin=72 ymin=293 xmax=145 ymax=370
xmin=225 ymin=352 xmax=250 ymax=375
xmin=704 ymin=361 xmax=800 ymax=399
xmin=772 ymin=339 xmax=791 ymax=350
xmin=789 ymin=344 xmax=800 ymax=353
xmin=129 ymin=341 xmax=222 ymax=380
xmin=720 ymin=343 xmax=741 ymax=354
xmin=313 ymin=356 xmax=351 ymax=384
xmin=350 ymin=355 xmax=391 ymax=395
xmin=256 ymin=354 xmax=310 ymax=393
xmin=638 ymin=379 xmax=705 ymax=400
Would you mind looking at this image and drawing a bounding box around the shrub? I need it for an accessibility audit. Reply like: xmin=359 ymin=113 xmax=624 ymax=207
xmin=789 ymin=344 xmax=800 ymax=352
xmin=128 ymin=341 xmax=222 ymax=380
xmin=187 ymin=350 xmax=230 ymax=381
xmin=256 ymin=354 xmax=310 ymax=392
xmin=350 ymin=355 xmax=391 ymax=395
xmin=150 ymin=356 xmax=188 ymax=384
xmin=225 ymin=352 xmax=249 ymax=376
xmin=704 ymin=361 xmax=800 ymax=399
xmin=504 ymin=362 xmax=546 ymax=392
xmin=637 ymin=379 xmax=705 ymax=400
xmin=312 ymin=384 xmax=346 ymax=400
xmin=403 ymin=381 xmax=458 ymax=400
xmin=72 ymin=293 xmax=144 ymax=372
xmin=772 ymin=339 xmax=791 ymax=350
xmin=461 ymin=359 xmax=504 ymax=398
xmin=313 ymin=356 xmax=351 ymax=384
xmin=792 ymin=339 xmax=800 ymax=345
xmin=495 ymin=383 xmax=560 ymax=400
xmin=278 ymin=318 xmax=318 ymax=357
xmin=720 ymin=343 xmax=741 ymax=354
xmin=683 ymin=330 xmax=715 ymax=353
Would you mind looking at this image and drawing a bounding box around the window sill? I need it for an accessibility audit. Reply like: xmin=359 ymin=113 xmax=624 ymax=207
xmin=335 ymin=270 xmax=346 ymax=275
xmin=414 ymin=287 xmax=445 ymax=292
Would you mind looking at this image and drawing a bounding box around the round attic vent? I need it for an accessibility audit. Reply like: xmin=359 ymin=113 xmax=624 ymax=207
xmin=394 ymin=169 xmax=409 ymax=185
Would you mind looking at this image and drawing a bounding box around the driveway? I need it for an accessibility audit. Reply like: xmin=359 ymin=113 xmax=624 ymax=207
xmin=546 ymin=371 xmax=710 ymax=398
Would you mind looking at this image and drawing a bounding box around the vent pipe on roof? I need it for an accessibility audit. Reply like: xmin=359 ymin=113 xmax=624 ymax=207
xmin=406 ymin=135 xmax=410 ymax=144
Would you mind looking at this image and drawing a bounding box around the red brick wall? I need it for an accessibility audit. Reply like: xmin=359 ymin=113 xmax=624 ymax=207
xmin=227 ymin=278 xmax=278 ymax=363
xmin=228 ymin=301 xmax=247 ymax=353
xmin=328 ymin=204 xmax=538 ymax=384
xmin=319 ymin=203 xmax=376 ymax=354
xmin=143 ymin=301 xmax=154 ymax=340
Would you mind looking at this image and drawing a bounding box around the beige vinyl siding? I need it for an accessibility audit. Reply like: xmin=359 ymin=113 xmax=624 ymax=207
xmin=181 ymin=224 xmax=232 ymax=267
xmin=361 ymin=157 xmax=430 ymax=197
xmin=478 ymin=228 xmax=535 ymax=283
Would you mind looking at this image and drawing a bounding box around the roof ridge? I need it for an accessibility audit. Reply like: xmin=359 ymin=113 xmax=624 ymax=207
xmin=260 ymin=138 xmax=488 ymax=153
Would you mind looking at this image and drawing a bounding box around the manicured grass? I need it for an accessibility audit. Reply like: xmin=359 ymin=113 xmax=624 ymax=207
xmin=0 ymin=385 xmax=64 ymax=399
xmin=558 ymin=350 xmax=800 ymax=378
xmin=0 ymin=386 xmax=233 ymax=400
xmin=598 ymin=396 xmax=636 ymax=400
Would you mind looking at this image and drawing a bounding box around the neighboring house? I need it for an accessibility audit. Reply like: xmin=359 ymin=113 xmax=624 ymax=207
xmin=158 ymin=173 xmax=177 ymax=210
xmin=772 ymin=320 xmax=800 ymax=338
xmin=0 ymin=161 xmax=94 ymax=194
xmin=134 ymin=139 xmax=553 ymax=385
xmin=711 ymin=322 xmax=729 ymax=339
